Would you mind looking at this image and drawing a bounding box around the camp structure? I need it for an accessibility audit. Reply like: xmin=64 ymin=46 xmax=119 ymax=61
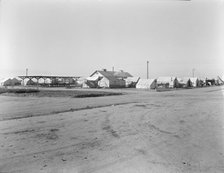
xmin=205 ymin=78 xmax=216 ymax=86
xmin=136 ymin=79 xmax=157 ymax=89
xmin=215 ymin=76 xmax=224 ymax=85
xmin=125 ymin=77 xmax=140 ymax=88
xmin=177 ymin=77 xmax=193 ymax=88
xmin=0 ymin=78 xmax=8 ymax=86
xmin=22 ymin=78 xmax=38 ymax=86
xmin=86 ymin=75 xmax=101 ymax=88
xmin=38 ymin=78 xmax=52 ymax=86
xmin=87 ymin=69 xmax=132 ymax=88
xmin=157 ymin=77 xmax=179 ymax=88
xmin=1 ymin=77 xmax=22 ymax=86
xmin=189 ymin=77 xmax=200 ymax=87
xmin=66 ymin=77 xmax=87 ymax=88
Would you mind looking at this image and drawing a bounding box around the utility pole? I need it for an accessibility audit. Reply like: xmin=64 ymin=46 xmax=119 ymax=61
xmin=192 ymin=68 xmax=195 ymax=77
xmin=112 ymin=66 xmax=114 ymax=72
xmin=147 ymin=60 xmax=149 ymax=79
xmin=26 ymin=68 xmax=28 ymax=76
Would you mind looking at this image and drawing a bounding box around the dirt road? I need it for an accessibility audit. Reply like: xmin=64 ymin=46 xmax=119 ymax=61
xmin=0 ymin=87 xmax=224 ymax=173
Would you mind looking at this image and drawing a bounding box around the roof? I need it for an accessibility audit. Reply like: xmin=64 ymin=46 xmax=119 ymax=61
xmin=125 ymin=77 xmax=140 ymax=83
xmin=136 ymin=79 xmax=156 ymax=89
xmin=178 ymin=77 xmax=191 ymax=84
xmin=137 ymin=79 xmax=155 ymax=85
xmin=92 ymin=70 xmax=132 ymax=79
xmin=189 ymin=77 xmax=199 ymax=82
xmin=87 ymin=76 xmax=99 ymax=81
xmin=157 ymin=77 xmax=176 ymax=84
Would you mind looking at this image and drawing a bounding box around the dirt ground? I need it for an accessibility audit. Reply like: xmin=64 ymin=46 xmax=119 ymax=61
xmin=0 ymin=86 xmax=224 ymax=173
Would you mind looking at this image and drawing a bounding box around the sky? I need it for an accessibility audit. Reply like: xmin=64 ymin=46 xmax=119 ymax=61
xmin=0 ymin=0 xmax=224 ymax=79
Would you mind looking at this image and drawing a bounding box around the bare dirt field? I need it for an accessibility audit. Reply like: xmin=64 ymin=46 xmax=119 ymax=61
xmin=0 ymin=86 xmax=224 ymax=173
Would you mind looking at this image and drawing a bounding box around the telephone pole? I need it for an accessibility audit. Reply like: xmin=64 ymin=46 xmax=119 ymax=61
xmin=147 ymin=60 xmax=149 ymax=79
xmin=192 ymin=68 xmax=195 ymax=77
xmin=26 ymin=68 xmax=28 ymax=76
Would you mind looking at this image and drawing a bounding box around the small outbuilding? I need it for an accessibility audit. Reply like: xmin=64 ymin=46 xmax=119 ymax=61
xmin=136 ymin=79 xmax=157 ymax=89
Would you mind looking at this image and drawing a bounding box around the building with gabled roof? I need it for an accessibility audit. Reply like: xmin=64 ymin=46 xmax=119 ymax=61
xmin=87 ymin=69 xmax=132 ymax=88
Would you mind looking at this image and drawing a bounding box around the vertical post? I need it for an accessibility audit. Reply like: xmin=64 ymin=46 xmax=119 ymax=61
xmin=147 ymin=61 xmax=149 ymax=79
xmin=192 ymin=68 xmax=195 ymax=77
xmin=112 ymin=67 xmax=114 ymax=72
xmin=26 ymin=68 xmax=28 ymax=76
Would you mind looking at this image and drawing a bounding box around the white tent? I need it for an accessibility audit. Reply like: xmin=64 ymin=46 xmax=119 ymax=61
xmin=1 ymin=77 xmax=22 ymax=86
xmin=87 ymin=76 xmax=100 ymax=81
xmin=215 ymin=76 xmax=224 ymax=85
xmin=157 ymin=77 xmax=178 ymax=88
xmin=136 ymin=79 xmax=157 ymax=89
xmin=125 ymin=77 xmax=140 ymax=88
xmin=177 ymin=77 xmax=192 ymax=88
xmin=0 ymin=78 xmax=8 ymax=86
xmin=189 ymin=77 xmax=199 ymax=87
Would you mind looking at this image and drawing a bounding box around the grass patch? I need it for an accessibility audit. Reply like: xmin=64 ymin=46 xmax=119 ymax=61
xmin=0 ymin=88 xmax=40 ymax=94
xmin=0 ymin=88 xmax=123 ymax=98
xmin=74 ymin=92 xmax=122 ymax=98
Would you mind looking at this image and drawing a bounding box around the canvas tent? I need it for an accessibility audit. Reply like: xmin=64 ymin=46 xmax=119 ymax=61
xmin=75 ymin=77 xmax=88 ymax=88
xmin=215 ymin=76 xmax=224 ymax=85
xmin=0 ymin=78 xmax=8 ymax=86
xmin=24 ymin=79 xmax=37 ymax=86
xmin=157 ymin=77 xmax=178 ymax=88
xmin=86 ymin=76 xmax=101 ymax=88
xmin=189 ymin=77 xmax=200 ymax=87
xmin=177 ymin=77 xmax=192 ymax=88
xmin=125 ymin=77 xmax=140 ymax=88
xmin=136 ymin=79 xmax=157 ymax=89
xmin=2 ymin=77 xmax=22 ymax=86
xmin=205 ymin=78 xmax=215 ymax=86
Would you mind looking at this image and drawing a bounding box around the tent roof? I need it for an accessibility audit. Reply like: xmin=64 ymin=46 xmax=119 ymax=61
xmin=177 ymin=77 xmax=191 ymax=84
xmin=137 ymin=79 xmax=156 ymax=84
xmin=189 ymin=77 xmax=199 ymax=82
xmin=125 ymin=77 xmax=140 ymax=83
xmin=157 ymin=77 xmax=176 ymax=83
xmin=87 ymin=76 xmax=99 ymax=81
xmin=136 ymin=79 xmax=156 ymax=88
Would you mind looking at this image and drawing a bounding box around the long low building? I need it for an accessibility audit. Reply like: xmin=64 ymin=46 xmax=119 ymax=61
xmin=18 ymin=75 xmax=80 ymax=86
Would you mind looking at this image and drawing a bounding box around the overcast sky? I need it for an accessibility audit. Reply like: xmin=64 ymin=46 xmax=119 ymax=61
xmin=0 ymin=0 xmax=223 ymax=78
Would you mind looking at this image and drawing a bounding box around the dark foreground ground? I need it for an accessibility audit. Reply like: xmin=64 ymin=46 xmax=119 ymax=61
xmin=0 ymin=86 xmax=224 ymax=173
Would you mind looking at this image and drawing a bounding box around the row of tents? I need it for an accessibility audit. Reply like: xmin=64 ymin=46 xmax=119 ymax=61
xmin=1 ymin=69 xmax=224 ymax=89
xmin=74 ymin=70 xmax=224 ymax=89
xmin=79 ymin=70 xmax=224 ymax=89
